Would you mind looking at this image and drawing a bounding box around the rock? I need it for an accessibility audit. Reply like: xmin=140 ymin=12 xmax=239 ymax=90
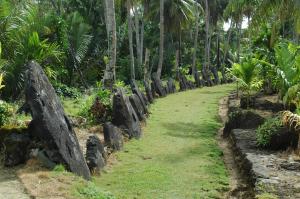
xmin=178 ymin=73 xmax=188 ymax=91
xmin=223 ymin=109 xmax=265 ymax=137
xmin=143 ymin=80 xmax=154 ymax=103
xmin=151 ymin=82 xmax=157 ymax=98
xmin=141 ymin=92 xmax=149 ymax=105
xmin=194 ymin=72 xmax=202 ymax=87
xmin=151 ymin=73 xmax=166 ymax=97
xmin=280 ymin=161 xmax=300 ymax=171
xmin=112 ymin=88 xmax=142 ymax=139
xmin=268 ymin=127 xmax=298 ymax=150
xmin=25 ymin=61 xmax=91 ymax=180
xmin=129 ymin=94 xmax=146 ymax=121
xmin=103 ymin=122 xmax=123 ymax=151
xmin=86 ymin=135 xmax=106 ymax=173
xmin=4 ymin=132 xmax=30 ymax=166
xmin=131 ymin=80 xmax=148 ymax=113
xmin=240 ymin=95 xmax=284 ymax=112
xmin=164 ymin=85 xmax=169 ymax=95
xmin=167 ymin=78 xmax=176 ymax=93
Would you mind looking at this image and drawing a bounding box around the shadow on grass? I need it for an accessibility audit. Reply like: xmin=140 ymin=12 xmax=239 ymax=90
xmin=161 ymin=121 xmax=221 ymax=139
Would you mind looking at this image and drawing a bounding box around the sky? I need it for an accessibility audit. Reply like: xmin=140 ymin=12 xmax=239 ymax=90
xmin=223 ymin=17 xmax=249 ymax=31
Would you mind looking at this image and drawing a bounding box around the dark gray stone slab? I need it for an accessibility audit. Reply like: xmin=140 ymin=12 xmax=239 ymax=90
xmin=129 ymin=94 xmax=146 ymax=121
xmin=103 ymin=122 xmax=123 ymax=151
xmin=167 ymin=78 xmax=176 ymax=93
xmin=112 ymin=88 xmax=142 ymax=139
xmin=131 ymin=80 xmax=148 ymax=114
xmin=143 ymin=80 xmax=154 ymax=103
xmin=151 ymin=73 xmax=166 ymax=97
xmin=86 ymin=135 xmax=106 ymax=173
xmin=4 ymin=132 xmax=30 ymax=166
xmin=25 ymin=61 xmax=91 ymax=180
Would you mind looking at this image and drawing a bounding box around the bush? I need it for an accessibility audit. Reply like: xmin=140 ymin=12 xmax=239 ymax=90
xmin=80 ymin=85 xmax=112 ymax=124
xmin=0 ymin=100 xmax=13 ymax=127
xmin=76 ymin=182 xmax=115 ymax=199
xmin=53 ymin=82 xmax=81 ymax=98
xmin=256 ymin=116 xmax=283 ymax=147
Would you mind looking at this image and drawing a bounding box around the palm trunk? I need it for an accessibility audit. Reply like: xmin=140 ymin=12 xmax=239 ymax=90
xmin=103 ymin=0 xmax=117 ymax=90
xmin=134 ymin=8 xmax=142 ymax=68
xmin=192 ymin=5 xmax=200 ymax=85
xmin=222 ymin=20 xmax=233 ymax=83
xmin=175 ymin=49 xmax=180 ymax=80
xmin=203 ymin=0 xmax=212 ymax=85
xmin=157 ymin=0 xmax=164 ymax=79
xmin=237 ymin=20 xmax=242 ymax=63
xmin=127 ymin=0 xmax=135 ymax=80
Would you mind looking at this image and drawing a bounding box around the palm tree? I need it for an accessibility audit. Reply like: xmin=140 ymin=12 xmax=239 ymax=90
xmin=192 ymin=0 xmax=202 ymax=86
xmin=127 ymin=0 xmax=135 ymax=80
xmin=149 ymin=0 xmax=195 ymax=79
xmin=103 ymin=0 xmax=117 ymax=90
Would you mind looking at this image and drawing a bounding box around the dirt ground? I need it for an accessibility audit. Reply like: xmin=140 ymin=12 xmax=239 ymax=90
xmin=217 ymin=97 xmax=253 ymax=199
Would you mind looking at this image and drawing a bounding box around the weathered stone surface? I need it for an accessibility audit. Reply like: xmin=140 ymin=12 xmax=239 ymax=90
xmin=141 ymin=92 xmax=149 ymax=105
xmin=151 ymin=73 xmax=166 ymax=97
xmin=112 ymin=88 xmax=142 ymax=139
xmin=240 ymin=95 xmax=284 ymax=112
xmin=103 ymin=122 xmax=123 ymax=151
xmin=129 ymin=94 xmax=146 ymax=121
xmin=268 ymin=127 xmax=298 ymax=150
xmin=178 ymin=73 xmax=195 ymax=91
xmin=230 ymin=129 xmax=300 ymax=198
xmin=131 ymin=80 xmax=148 ymax=113
xmin=194 ymin=72 xmax=202 ymax=87
xmin=25 ymin=61 xmax=91 ymax=180
xmin=178 ymin=73 xmax=188 ymax=91
xmin=143 ymin=80 xmax=154 ymax=103
xmin=4 ymin=132 xmax=30 ymax=166
xmin=167 ymin=78 xmax=176 ymax=93
xmin=150 ymin=82 xmax=157 ymax=98
xmin=86 ymin=136 xmax=106 ymax=173
xmin=223 ymin=109 xmax=265 ymax=137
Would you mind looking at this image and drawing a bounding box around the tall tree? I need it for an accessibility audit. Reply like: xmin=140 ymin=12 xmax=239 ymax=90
xmin=192 ymin=1 xmax=201 ymax=86
xmin=127 ymin=0 xmax=135 ymax=80
xmin=202 ymin=0 xmax=212 ymax=84
xmin=157 ymin=0 xmax=164 ymax=79
xmin=103 ymin=0 xmax=117 ymax=90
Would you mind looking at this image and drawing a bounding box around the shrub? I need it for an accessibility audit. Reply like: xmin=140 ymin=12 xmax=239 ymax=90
xmin=0 ymin=100 xmax=13 ymax=127
xmin=53 ymin=164 xmax=66 ymax=172
xmin=53 ymin=82 xmax=81 ymax=99
xmin=256 ymin=116 xmax=283 ymax=147
xmin=80 ymin=85 xmax=112 ymax=124
xmin=76 ymin=182 xmax=115 ymax=199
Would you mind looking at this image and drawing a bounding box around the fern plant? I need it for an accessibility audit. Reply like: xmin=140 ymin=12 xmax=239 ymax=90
xmin=231 ymin=57 xmax=262 ymax=103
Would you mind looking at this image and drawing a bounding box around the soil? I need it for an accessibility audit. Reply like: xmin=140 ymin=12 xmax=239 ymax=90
xmin=0 ymin=164 xmax=31 ymax=199
xmin=217 ymin=97 xmax=254 ymax=199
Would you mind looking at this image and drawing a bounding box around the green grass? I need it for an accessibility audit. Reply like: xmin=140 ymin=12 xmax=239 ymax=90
xmin=94 ymin=84 xmax=235 ymax=199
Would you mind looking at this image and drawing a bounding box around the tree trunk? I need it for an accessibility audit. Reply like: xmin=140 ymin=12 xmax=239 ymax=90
xmin=157 ymin=0 xmax=164 ymax=79
xmin=237 ymin=20 xmax=242 ymax=63
xmin=127 ymin=0 xmax=135 ymax=80
xmin=175 ymin=49 xmax=180 ymax=80
xmin=144 ymin=48 xmax=150 ymax=81
xmin=192 ymin=5 xmax=200 ymax=85
xmin=103 ymin=0 xmax=117 ymax=90
xmin=222 ymin=20 xmax=233 ymax=83
xmin=134 ymin=8 xmax=142 ymax=69
xmin=203 ymin=0 xmax=212 ymax=85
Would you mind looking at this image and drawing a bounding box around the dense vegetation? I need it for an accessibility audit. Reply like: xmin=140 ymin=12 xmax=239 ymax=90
xmin=0 ymin=0 xmax=299 ymax=109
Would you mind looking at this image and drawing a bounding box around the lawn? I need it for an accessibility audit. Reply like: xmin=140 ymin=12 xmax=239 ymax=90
xmin=94 ymin=84 xmax=235 ymax=199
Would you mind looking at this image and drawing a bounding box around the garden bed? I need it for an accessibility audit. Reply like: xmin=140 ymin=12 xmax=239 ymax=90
xmin=226 ymin=93 xmax=300 ymax=198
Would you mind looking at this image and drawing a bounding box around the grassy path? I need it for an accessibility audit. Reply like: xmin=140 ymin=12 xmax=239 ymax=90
xmin=95 ymin=84 xmax=235 ymax=199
